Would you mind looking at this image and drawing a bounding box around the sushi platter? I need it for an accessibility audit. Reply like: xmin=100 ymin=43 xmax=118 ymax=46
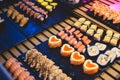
xmin=0 ymin=0 xmax=120 ymax=80
xmin=87 ymin=1 xmax=120 ymax=32
xmin=0 ymin=0 xmax=72 ymax=53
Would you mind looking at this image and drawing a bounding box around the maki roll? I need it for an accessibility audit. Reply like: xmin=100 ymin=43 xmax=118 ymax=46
xmin=105 ymin=50 xmax=117 ymax=63
xmin=74 ymin=21 xmax=81 ymax=28
xmin=46 ymin=5 xmax=53 ymax=11
xmin=110 ymin=38 xmax=118 ymax=46
xmin=86 ymin=29 xmax=94 ymax=36
xmin=95 ymin=42 xmax=107 ymax=51
xmin=80 ymin=25 xmax=88 ymax=32
xmin=106 ymin=30 xmax=113 ymax=36
xmin=87 ymin=46 xmax=99 ymax=57
xmin=94 ymin=33 xmax=101 ymax=41
xmin=78 ymin=17 xmax=86 ymax=23
xmin=84 ymin=21 xmax=91 ymax=27
xmin=90 ymin=24 xmax=97 ymax=31
xmin=97 ymin=54 xmax=110 ymax=66
xmin=111 ymin=47 xmax=120 ymax=58
xmin=103 ymin=35 xmax=111 ymax=43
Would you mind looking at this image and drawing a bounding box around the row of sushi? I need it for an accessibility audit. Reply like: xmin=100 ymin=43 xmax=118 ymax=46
xmin=87 ymin=42 xmax=120 ymax=66
xmin=48 ymin=36 xmax=99 ymax=75
xmin=24 ymin=49 xmax=72 ymax=80
xmin=89 ymin=1 xmax=120 ymax=24
xmin=5 ymin=57 xmax=35 ymax=80
xmin=73 ymin=17 xmax=104 ymax=41
xmin=73 ymin=17 xmax=120 ymax=46
xmin=36 ymin=0 xmax=58 ymax=11
xmin=103 ymin=30 xmax=119 ymax=46
xmin=7 ymin=6 xmax=29 ymax=27
xmin=16 ymin=0 xmax=48 ymax=21
xmin=57 ymin=26 xmax=92 ymax=53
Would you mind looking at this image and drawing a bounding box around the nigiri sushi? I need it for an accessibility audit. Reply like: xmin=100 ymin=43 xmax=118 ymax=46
xmin=84 ymin=21 xmax=91 ymax=27
xmin=110 ymin=38 xmax=118 ymax=46
xmin=80 ymin=25 xmax=88 ymax=32
xmin=78 ymin=17 xmax=86 ymax=23
xmin=86 ymin=29 xmax=94 ymax=36
xmin=103 ymin=35 xmax=111 ymax=43
xmin=19 ymin=17 xmax=29 ymax=27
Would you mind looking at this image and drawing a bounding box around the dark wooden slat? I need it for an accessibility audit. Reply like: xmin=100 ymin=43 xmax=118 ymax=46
xmin=29 ymin=37 xmax=40 ymax=46
xmin=48 ymin=27 xmax=58 ymax=35
xmin=0 ymin=55 xmax=6 ymax=63
xmin=64 ymin=19 xmax=74 ymax=25
xmin=36 ymin=33 xmax=48 ymax=42
xmin=100 ymin=72 xmax=114 ymax=80
xmin=2 ymin=51 xmax=13 ymax=60
xmin=69 ymin=17 xmax=78 ymax=22
xmin=42 ymin=30 xmax=53 ymax=38
xmin=9 ymin=47 xmax=21 ymax=57
xmin=16 ymin=44 xmax=28 ymax=53
xmin=53 ymin=24 xmax=63 ymax=31
xmin=112 ymin=63 xmax=120 ymax=72
xmin=23 ymin=40 xmax=34 ymax=49
xmin=106 ymin=68 xmax=120 ymax=79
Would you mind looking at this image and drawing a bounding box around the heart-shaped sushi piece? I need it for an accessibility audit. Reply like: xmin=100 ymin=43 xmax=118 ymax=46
xmin=87 ymin=46 xmax=99 ymax=57
xmin=95 ymin=42 xmax=107 ymax=51
xmin=70 ymin=51 xmax=85 ymax=65
xmin=61 ymin=44 xmax=74 ymax=57
xmin=48 ymin=35 xmax=62 ymax=48
xmin=83 ymin=59 xmax=99 ymax=75
xmin=97 ymin=54 xmax=110 ymax=66
xmin=105 ymin=50 xmax=117 ymax=63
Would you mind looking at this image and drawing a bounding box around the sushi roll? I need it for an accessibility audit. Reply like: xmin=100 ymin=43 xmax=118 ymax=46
xmin=84 ymin=39 xmax=91 ymax=45
xmin=94 ymin=33 xmax=101 ymax=41
xmin=16 ymin=14 xmax=24 ymax=23
xmin=18 ymin=71 xmax=30 ymax=80
xmin=46 ymin=0 xmax=53 ymax=3
xmin=90 ymin=24 xmax=97 ymax=31
xmin=103 ymin=35 xmax=111 ymax=43
xmin=83 ymin=59 xmax=99 ymax=75
xmin=73 ymin=21 xmax=81 ymax=28
xmin=86 ymin=29 xmax=94 ymax=36
xmin=7 ymin=8 xmax=14 ymax=17
xmin=26 ymin=76 xmax=35 ymax=80
xmin=77 ymin=45 xmax=86 ymax=53
xmin=80 ymin=25 xmax=88 ymax=32
xmin=50 ymin=2 xmax=58 ymax=9
xmin=41 ymin=2 xmax=48 ymax=7
xmin=96 ymin=29 xmax=104 ymax=35
xmin=74 ymin=41 xmax=82 ymax=49
xmin=11 ymin=11 xmax=19 ymax=20
xmin=113 ymin=33 xmax=120 ymax=39
xmin=46 ymin=5 xmax=53 ymax=11
xmin=106 ymin=30 xmax=113 ymax=36
xmin=5 ymin=58 xmax=17 ymax=69
xmin=10 ymin=62 xmax=22 ymax=73
xmin=78 ymin=17 xmax=86 ymax=23
xmin=37 ymin=0 xmax=44 ymax=3
xmin=105 ymin=50 xmax=117 ymax=63
xmin=70 ymin=51 xmax=85 ymax=65
xmin=110 ymin=38 xmax=118 ymax=46
xmin=87 ymin=46 xmax=99 ymax=57
xmin=95 ymin=42 xmax=107 ymax=51
xmin=111 ymin=47 xmax=120 ymax=58
xmin=69 ymin=28 xmax=76 ymax=34
xmin=48 ymin=35 xmax=62 ymax=48
xmin=19 ymin=17 xmax=29 ymax=27
xmin=97 ymin=54 xmax=110 ymax=66
xmin=61 ymin=44 xmax=74 ymax=57
xmin=84 ymin=21 xmax=91 ymax=27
